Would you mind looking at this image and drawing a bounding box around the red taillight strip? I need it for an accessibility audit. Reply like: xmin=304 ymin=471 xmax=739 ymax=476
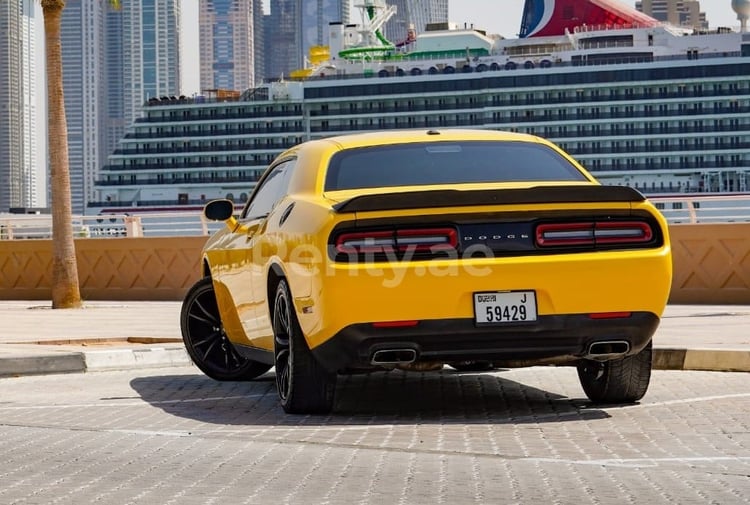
xmin=336 ymin=230 xmax=395 ymax=254
xmin=536 ymin=223 xmax=595 ymax=246
xmin=536 ymin=221 xmax=654 ymax=247
xmin=336 ymin=228 xmax=458 ymax=255
xmin=397 ymin=228 xmax=457 ymax=252
xmin=594 ymin=221 xmax=653 ymax=244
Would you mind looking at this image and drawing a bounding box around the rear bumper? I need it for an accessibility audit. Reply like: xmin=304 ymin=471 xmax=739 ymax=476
xmin=311 ymin=312 xmax=660 ymax=372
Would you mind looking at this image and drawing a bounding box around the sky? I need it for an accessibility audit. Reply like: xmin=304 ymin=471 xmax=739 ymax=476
xmin=178 ymin=0 xmax=743 ymax=95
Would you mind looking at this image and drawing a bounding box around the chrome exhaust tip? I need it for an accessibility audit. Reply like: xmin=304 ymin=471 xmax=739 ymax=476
xmin=585 ymin=340 xmax=630 ymax=361
xmin=370 ymin=348 xmax=418 ymax=365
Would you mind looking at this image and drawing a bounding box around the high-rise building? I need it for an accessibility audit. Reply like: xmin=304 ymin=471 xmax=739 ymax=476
xmin=253 ymin=0 xmax=265 ymax=84
xmin=265 ymin=0 xmax=349 ymax=79
xmin=199 ymin=0 xmax=260 ymax=91
xmin=384 ymin=0 xmax=449 ymax=45
xmin=265 ymin=0 xmax=299 ymax=79
xmin=0 ymin=0 xmax=37 ymax=211
xmin=117 ymin=0 xmax=182 ymax=124
xmin=61 ymin=0 xmax=108 ymax=215
xmin=636 ymin=0 xmax=709 ymax=30
xmin=59 ymin=0 xmax=181 ymax=213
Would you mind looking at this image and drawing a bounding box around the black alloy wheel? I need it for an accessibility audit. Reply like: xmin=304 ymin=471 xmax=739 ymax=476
xmin=273 ymin=279 xmax=336 ymax=414
xmin=181 ymin=277 xmax=271 ymax=381
xmin=577 ymin=341 xmax=653 ymax=403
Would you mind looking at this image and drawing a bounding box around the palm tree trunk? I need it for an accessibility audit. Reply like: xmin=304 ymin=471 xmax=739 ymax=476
xmin=42 ymin=0 xmax=82 ymax=309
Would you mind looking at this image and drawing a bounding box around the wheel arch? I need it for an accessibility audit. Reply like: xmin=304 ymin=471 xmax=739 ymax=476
xmin=201 ymin=258 xmax=212 ymax=279
xmin=266 ymin=262 xmax=287 ymax=321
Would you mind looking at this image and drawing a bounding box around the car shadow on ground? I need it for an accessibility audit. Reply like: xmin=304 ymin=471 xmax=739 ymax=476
xmin=129 ymin=368 xmax=612 ymax=426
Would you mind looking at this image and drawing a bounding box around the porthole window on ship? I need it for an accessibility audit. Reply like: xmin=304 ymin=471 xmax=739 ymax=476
xmin=226 ymin=193 xmax=234 ymax=201
xmin=240 ymin=193 xmax=248 ymax=203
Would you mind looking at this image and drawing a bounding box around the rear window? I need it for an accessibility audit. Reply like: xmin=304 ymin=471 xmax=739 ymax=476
xmin=324 ymin=141 xmax=587 ymax=191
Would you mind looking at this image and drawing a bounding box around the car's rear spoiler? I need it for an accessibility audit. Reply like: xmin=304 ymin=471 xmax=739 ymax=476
xmin=332 ymin=186 xmax=646 ymax=213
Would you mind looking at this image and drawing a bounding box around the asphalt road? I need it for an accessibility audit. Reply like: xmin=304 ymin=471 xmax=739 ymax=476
xmin=1 ymin=365 xmax=748 ymax=504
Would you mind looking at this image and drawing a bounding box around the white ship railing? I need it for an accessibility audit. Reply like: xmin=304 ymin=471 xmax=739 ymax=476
xmin=1 ymin=194 xmax=750 ymax=239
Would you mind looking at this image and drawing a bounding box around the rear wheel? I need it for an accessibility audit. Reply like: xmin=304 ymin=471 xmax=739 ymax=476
xmin=181 ymin=278 xmax=271 ymax=381
xmin=273 ymin=279 xmax=336 ymax=414
xmin=577 ymin=341 xmax=652 ymax=403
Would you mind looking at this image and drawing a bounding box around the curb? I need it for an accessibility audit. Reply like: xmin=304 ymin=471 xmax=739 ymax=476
xmin=83 ymin=347 xmax=191 ymax=372
xmin=654 ymin=348 xmax=750 ymax=372
xmin=0 ymin=347 xmax=191 ymax=378
xmin=0 ymin=353 xmax=87 ymax=377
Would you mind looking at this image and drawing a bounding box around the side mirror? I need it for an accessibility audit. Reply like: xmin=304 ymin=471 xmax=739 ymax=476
xmin=204 ymin=199 xmax=235 ymax=221
xmin=204 ymin=199 xmax=241 ymax=231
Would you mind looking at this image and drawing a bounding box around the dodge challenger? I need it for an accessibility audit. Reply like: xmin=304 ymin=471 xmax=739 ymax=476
xmin=180 ymin=129 xmax=672 ymax=414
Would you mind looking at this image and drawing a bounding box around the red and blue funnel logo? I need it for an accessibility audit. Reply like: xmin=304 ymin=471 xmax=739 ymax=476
xmin=519 ymin=0 xmax=659 ymax=38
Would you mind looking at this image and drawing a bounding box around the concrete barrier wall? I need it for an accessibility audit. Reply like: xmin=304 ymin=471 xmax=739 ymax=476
xmin=0 ymin=237 xmax=206 ymax=301
xmin=1 ymin=224 xmax=749 ymax=303
xmin=669 ymin=223 xmax=750 ymax=304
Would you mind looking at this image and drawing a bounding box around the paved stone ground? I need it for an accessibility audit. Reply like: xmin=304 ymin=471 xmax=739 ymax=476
xmin=0 ymin=366 xmax=748 ymax=504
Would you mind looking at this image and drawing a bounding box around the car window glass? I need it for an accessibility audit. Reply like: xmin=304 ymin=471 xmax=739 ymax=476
xmin=242 ymin=160 xmax=295 ymax=219
xmin=324 ymin=141 xmax=587 ymax=191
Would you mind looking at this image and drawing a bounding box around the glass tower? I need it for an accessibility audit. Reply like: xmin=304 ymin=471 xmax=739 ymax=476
xmin=0 ymin=0 xmax=37 ymax=211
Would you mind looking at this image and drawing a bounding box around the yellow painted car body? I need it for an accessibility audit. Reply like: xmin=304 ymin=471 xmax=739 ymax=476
xmin=183 ymin=129 xmax=672 ymax=412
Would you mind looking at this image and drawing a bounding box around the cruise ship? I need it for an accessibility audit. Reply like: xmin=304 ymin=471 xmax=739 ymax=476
xmin=90 ymin=0 xmax=750 ymax=214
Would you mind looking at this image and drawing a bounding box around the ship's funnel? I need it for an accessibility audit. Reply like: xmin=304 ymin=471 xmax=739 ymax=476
xmin=520 ymin=0 xmax=660 ymax=38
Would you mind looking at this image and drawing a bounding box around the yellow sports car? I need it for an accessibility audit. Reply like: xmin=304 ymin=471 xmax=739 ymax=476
xmin=180 ymin=129 xmax=672 ymax=414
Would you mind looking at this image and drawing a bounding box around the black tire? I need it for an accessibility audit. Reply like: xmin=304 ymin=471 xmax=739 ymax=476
xmin=273 ymin=279 xmax=336 ymax=414
xmin=181 ymin=277 xmax=271 ymax=381
xmin=448 ymin=361 xmax=495 ymax=372
xmin=577 ymin=341 xmax=652 ymax=403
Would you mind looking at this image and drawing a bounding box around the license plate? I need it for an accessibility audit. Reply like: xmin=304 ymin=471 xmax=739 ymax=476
xmin=473 ymin=291 xmax=537 ymax=325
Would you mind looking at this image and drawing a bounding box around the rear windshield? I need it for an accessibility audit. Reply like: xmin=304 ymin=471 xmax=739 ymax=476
xmin=324 ymin=141 xmax=587 ymax=191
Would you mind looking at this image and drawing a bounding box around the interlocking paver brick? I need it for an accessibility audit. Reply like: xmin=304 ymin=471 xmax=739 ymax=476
xmin=1 ymin=366 xmax=748 ymax=504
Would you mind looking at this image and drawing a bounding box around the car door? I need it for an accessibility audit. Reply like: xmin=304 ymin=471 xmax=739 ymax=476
xmin=221 ymin=159 xmax=295 ymax=348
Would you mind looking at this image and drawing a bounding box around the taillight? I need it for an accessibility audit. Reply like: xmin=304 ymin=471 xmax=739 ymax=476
xmin=396 ymin=228 xmax=457 ymax=252
xmin=336 ymin=231 xmax=395 ymax=255
xmin=593 ymin=221 xmax=653 ymax=244
xmin=335 ymin=228 xmax=457 ymax=256
xmin=535 ymin=223 xmax=594 ymax=247
xmin=536 ymin=221 xmax=653 ymax=248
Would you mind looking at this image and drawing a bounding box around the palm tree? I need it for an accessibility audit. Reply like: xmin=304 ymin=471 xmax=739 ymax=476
xmin=40 ymin=0 xmax=119 ymax=308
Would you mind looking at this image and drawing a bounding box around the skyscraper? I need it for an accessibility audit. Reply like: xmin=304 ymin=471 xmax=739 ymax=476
xmin=384 ymin=0 xmax=447 ymax=43
xmin=118 ymin=0 xmax=181 ymax=124
xmin=199 ymin=0 xmax=260 ymax=91
xmin=59 ymin=0 xmax=181 ymax=213
xmin=61 ymin=0 xmax=108 ymax=215
xmin=0 ymin=0 xmax=37 ymax=212
xmin=636 ymin=0 xmax=709 ymax=30
xmin=265 ymin=0 xmax=349 ymax=79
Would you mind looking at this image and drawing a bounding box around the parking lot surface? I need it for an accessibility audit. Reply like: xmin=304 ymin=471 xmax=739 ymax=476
xmin=0 ymin=365 xmax=748 ymax=504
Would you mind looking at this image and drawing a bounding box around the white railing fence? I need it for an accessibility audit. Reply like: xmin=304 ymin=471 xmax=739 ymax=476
xmin=2 ymin=194 xmax=750 ymax=239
